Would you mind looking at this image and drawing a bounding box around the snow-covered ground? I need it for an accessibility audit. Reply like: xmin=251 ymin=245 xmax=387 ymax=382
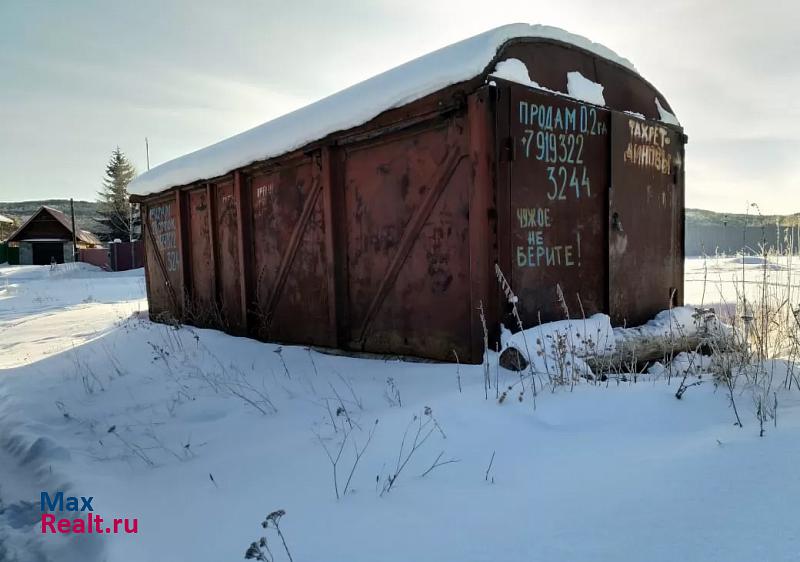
xmin=684 ymin=254 xmax=800 ymax=313
xmin=2 ymin=261 xmax=800 ymax=561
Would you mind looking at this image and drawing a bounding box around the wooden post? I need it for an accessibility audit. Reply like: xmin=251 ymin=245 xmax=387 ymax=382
xmin=70 ymin=198 xmax=78 ymax=262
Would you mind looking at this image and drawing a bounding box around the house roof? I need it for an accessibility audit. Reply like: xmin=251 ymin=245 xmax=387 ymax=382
xmin=0 ymin=214 xmax=13 ymax=224
xmin=6 ymin=206 xmax=101 ymax=245
xmin=129 ymin=23 xmax=639 ymax=197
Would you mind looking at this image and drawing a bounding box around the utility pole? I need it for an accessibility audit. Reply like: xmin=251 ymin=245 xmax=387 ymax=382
xmin=70 ymin=198 xmax=78 ymax=262
xmin=145 ymin=137 xmax=150 ymax=171
xmin=129 ymin=200 xmax=135 ymax=271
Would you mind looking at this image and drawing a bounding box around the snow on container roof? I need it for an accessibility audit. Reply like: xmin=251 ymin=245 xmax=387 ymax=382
xmin=130 ymin=23 xmax=637 ymax=197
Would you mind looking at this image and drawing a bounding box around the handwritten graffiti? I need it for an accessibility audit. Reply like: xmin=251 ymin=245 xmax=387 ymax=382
xmin=546 ymin=166 xmax=591 ymax=200
xmin=516 ymin=241 xmax=578 ymax=267
xmin=518 ymin=100 xmax=599 ymax=202
xmin=515 ymin=232 xmax=582 ymax=268
xmin=623 ymin=119 xmax=673 ymax=175
xmin=516 ymin=207 xmax=551 ymax=229
xmin=513 ymin=207 xmax=582 ymax=268
xmin=148 ymin=203 xmax=179 ymax=272
xmin=253 ymin=182 xmax=276 ymax=219
xmin=521 ymin=130 xmax=584 ymax=164
xmin=512 ymin=97 xmax=600 ymax=270
xmin=519 ymin=102 xmax=607 ymax=136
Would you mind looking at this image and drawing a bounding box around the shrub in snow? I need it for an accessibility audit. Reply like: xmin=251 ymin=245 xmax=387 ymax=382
xmin=245 ymin=509 xmax=294 ymax=562
xmin=316 ymin=418 xmax=378 ymax=500
xmin=380 ymin=408 xmax=443 ymax=496
xmin=384 ymin=377 xmax=401 ymax=407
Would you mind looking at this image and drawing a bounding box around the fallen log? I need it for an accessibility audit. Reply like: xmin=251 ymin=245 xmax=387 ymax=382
xmin=586 ymin=331 xmax=709 ymax=373
xmin=499 ymin=308 xmax=734 ymax=373
xmin=500 ymin=331 xmax=730 ymax=373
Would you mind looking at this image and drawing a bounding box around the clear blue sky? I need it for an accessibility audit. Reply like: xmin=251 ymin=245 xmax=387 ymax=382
xmin=1 ymin=0 xmax=797 ymax=213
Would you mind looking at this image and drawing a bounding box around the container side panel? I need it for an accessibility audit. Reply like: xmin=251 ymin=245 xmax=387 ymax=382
xmin=505 ymin=83 xmax=609 ymax=325
xmin=213 ymin=180 xmax=244 ymax=332
xmin=186 ymin=188 xmax=216 ymax=326
xmin=609 ymin=113 xmax=684 ymax=325
xmin=341 ymin=119 xmax=472 ymax=360
xmin=249 ymin=161 xmax=332 ymax=345
xmin=143 ymin=196 xmax=182 ymax=320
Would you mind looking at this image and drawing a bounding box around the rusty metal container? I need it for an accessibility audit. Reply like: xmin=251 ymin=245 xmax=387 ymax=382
xmin=132 ymin=31 xmax=685 ymax=363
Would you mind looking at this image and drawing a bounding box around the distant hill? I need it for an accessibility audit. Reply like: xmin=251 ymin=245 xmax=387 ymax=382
xmin=0 ymin=200 xmax=100 ymax=234
xmin=684 ymin=209 xmax=800 ymax=255
xmin=686 ymin=208 xmax=800 ymax=228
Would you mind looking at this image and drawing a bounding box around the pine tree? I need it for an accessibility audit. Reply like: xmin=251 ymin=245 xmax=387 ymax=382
xmin=95 ymin=147 xmax=139 ymax=242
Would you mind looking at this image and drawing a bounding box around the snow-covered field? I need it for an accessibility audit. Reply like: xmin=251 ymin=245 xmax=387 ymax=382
xmin=685 ymin=255 xmax=800 ymax=316
xmin=2 ymin=261 xmax=800 ymax=562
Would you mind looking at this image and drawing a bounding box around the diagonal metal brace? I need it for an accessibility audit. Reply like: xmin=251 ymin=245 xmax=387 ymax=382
xmin=263 ymin=177 xmax=323 ymax=333
xmin=357 ymin=149 xmax=467 ymax=344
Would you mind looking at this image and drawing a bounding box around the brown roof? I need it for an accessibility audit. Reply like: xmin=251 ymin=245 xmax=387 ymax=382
xmin=6 ymin=206 xmax=101 ymax=245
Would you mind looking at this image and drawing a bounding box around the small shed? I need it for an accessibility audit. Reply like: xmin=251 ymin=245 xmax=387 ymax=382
xmin=6 ymin=206 xmax=101 ymax=265
xmin=130 ymin=24 xmax=685 ymax=363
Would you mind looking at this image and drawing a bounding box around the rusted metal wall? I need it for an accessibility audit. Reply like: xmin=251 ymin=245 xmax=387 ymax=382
xmin=248 ymin=157 xmax=333 ymax=346
xmin=495 ymin=77 xmax=684 ymax=329
xmin=340 ymin=117 xmax=473 ymax=360
xmin=212 ymin=179 xmax=245 ymax=334
xmin=143 ymin=195 xmax=182 ymax=320
xmin=141 ymin=112 xmax=483 ymax=361
xmin=138 ymin=38 xmax=685 ymax=363
xmin=501 ymin=39 xmax=676 ymax=121
xmin=609 ymin=113 xmax=684 ymax=325
xmin=186 ymin=187 xmax=216 ymax=325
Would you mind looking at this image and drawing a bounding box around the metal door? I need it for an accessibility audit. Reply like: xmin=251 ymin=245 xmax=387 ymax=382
xmin=609 ymin=113 xmax=684 ymax=325
xmin=500 ymin=81 xmax=609 ymax=326
xmin=143 ymin=196 xmax=183 ymax=319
